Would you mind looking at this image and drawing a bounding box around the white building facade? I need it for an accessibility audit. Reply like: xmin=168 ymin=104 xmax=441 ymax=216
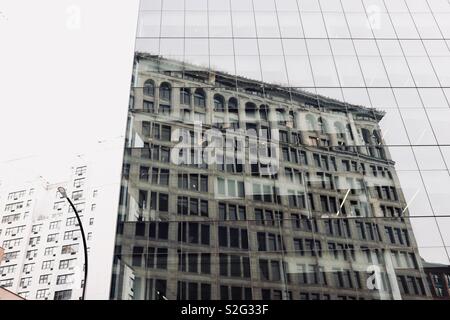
xmin=0 ymin=165 xmax=99 ymax=300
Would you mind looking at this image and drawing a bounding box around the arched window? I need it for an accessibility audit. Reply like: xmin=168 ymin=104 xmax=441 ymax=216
xmin=159 ymin=82 xmax=171 ymax=102
xmin=180 ymin=88 xmax=191 ymax=105
xmin=276 ymin=107 xmax=287 ymax=125
xmin=372 ymin=130 xmax=386 ymax=159
xmin=143 ymin=79 xmax=155 ymax=96
xmin=214 ymin=94 xmax=225 ymax=112
xmin=318 ymin=117 xmax=329 ymax=134
xmin=305 ymin=114 xmax=316 ymax=131
xmin=245 ymin=102 xmax=257 ymax=118
xmin=361 ymin=128 xmax=372 ymax=145
xmin=288 ymin=111 xmax=295 ymax=127
xmin=346 ymin=124 xmax=354 ymax=140
xmin=372 ymin=130 xmax=382 ymax=145
xmin=259 ymin=104 xmax=269 ymax=121
xmin=194 ymin=88 xmax=206 ymax=108
xmin=228 ymin=97 xmax=238 ymax=114
xmin=334 ymin=122 xmax=345 ymax=139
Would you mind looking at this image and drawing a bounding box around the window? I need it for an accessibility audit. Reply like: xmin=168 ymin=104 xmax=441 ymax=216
xmin=75 ymin=166 xmax=87 ymax=176
xmin=20 ymin=277 xmax=32 ymax=288
xmin=178 ymin=222 xmax=210 ymax=245
xmin=214 ymin=94 xmax=225 ymax=112
xmin=0 ymin=278 xmax=14 ymax=288
xmin=68 ymin=202 xmax=85 ymax=214
xmin=61 ymin=244 xmax=79 ymax=255
xmin=44 ymin=247 xmax=56 ymax=256
xmin=220 ymin=286 xmax=252 ymax=300
xmin=291 ymin=213 xmax=318 ymax=232
xmin=161 ymin=125 xmax=171 ymax=141
xmin=3 ymin=251 xmax=19 ymax=261
xmin=47 ymin=233 xmax=58 ymax=242
xmin=287 ymin=191 xmax=306 ymax=209
xmin=178 ymin=173 xmax=208 ymax=192
xmin=74 ymin=178 xmax=85 ymax=188
xmin=252 ymin=183 xmax=281 ymax=204
xmin=39 ymin=274 xmax=50 ymax=284
xmin=257 ymin=232 xmax=284 ymax=252
xmin=294 ymin=238 xmax=322 ymax=257
xmin=36 ymin=289 xmax=49 ymax=299
xmin=194 ymin=88 xmax=206 ymax=108
xmin=177 ymin=196 xmax=208 ymax=217
xmin=143 ymin=79 xmax=155 ymax=96
xmin=259 ymin=259 xmax=284 ymax=282
xmin=5 ymin=225 xmax=26 ymax=236
xmin=64 ymin=230 xmax=80 ymax=240
xmin=7 ymin=190 xmax=26 ymax=200
xmin=178 ymin=251 xmax=211 ymax=275
xmin=261 ymin=289 xmax=289 ymax=300
xmin=217 ymin=178 xmax=245 ymax=199
xmin=66 ymin=217 xmax=78 ymax=227
xmin=180 ymin=88 xmax=191 ymax=105
xmin=1 ymin=213 xmax=21 ymax=223
xmin=218 ymin=226 xmax=248 ymax=249
xmin=56 ymin=274 xmax=74 ymax=285
xmin=54 ymin=290 xmax=72 ymax=300
xmin=141 ymin=190 xmax=169 ymax=212
xmin=53 ymin=201 xmax=65 ymax=211
xmin=0 ymin=264 xmax=16 ymax=275
xmin=4 ymin=202 xmax=24 ymax=212
xmin=41 ymin=260 xmax=54 ymax=270
xmin=143 ymin=100 xmax=154 ymax=112
xmin=177 ymin=281 xmax=211 ymax=300
xmin=219 ymin=203 xmax=246 ymax=221
xmin=159 ymin=82 xmax=171 ymax=101
xmin=3 ymin=238 xmax=21 ymax=248
xmin=23 ymin=263 xmax=34 ymax=273
xmin=72 ymin=191 xmax=83 ymax=201
xmin=49 ymin=221 xmax=60 ymax=230
xmin=29 ymin=236 xmax=40 ymax=246
xmin=324 ymin=219 xmax=351 ymax=238
xmin=320 ymin=195 xmax=337 ymax=213
xmin=147 ymin=222 xmax=169 ymax=240
xmin=219 ymin=254 xmax=251 ymax=278
xmin=59 ymin=259 xmax=76 ymax=270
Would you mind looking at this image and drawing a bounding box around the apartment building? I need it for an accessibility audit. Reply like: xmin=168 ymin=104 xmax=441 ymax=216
xmin=109 ymin=53 xmax=432 ymax=300
xmin=0 ymin=165 xmax=98 ymax=300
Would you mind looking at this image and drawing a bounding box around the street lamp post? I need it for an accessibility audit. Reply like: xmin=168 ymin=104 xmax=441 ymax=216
xmin=58 ymin=187 xmax=88 ymax=300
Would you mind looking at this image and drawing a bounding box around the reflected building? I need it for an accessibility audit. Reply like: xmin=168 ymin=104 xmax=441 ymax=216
xmin=423 ymin=260 xmax=450 ymax=300
xmin=110 ymin=53 xmax=431 ymax=300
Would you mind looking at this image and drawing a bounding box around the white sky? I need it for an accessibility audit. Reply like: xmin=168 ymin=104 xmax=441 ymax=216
xmin=0 ymin=0 xmax=139 ymax=184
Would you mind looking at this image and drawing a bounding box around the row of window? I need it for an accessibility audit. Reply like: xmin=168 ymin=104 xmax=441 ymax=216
xmin=134 ymin=272 xmax=427 ymax=300
xmin=2 ymin=230 xmax=92 ymax=248
xmin=129 ymin=216 xmax=409 ymax=250
xmin=137 ymin=83 xmax=383 ymax=151
xmin=3 ymin=258 xmax=78 ymax=276
xmin=134 ymin=120 xmax=392 ymax=176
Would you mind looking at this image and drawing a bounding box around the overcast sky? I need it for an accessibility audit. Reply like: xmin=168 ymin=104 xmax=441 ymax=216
xmin=0 ymin=0 xmax=139 ymax=184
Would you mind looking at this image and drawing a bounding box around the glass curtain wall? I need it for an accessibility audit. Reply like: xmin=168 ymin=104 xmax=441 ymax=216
xmin=110 ymin=0 xmax=450 ymax=300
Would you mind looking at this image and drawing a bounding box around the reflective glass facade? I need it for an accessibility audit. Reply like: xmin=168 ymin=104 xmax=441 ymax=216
xmin=110 ymin=0 xmax=450 ymax=300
